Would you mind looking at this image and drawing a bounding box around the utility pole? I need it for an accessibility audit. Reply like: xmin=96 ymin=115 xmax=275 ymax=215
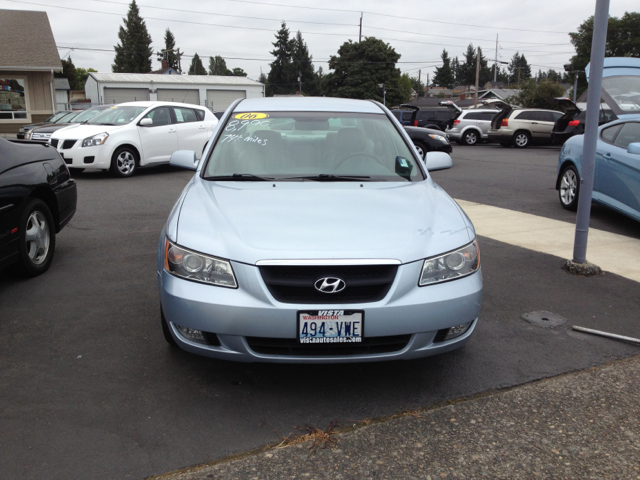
xmin=474 ymin=46 xmax=480 ymax=108
xmin=418 ymin=69 xmax=421 ymax=98
xmin=359 ymin=12 xmax=363 ymax=42
xmin=571 ymin=0 xmax=610 ymax=266
xmin=573 ymin=71 xmax=579 ymax=103
xmin=494 ymin=34 xmax=498 ymax=83
xmin=426 ymin=73 xmax=429 ymax=97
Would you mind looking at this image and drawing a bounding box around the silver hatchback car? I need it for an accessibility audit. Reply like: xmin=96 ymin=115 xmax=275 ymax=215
xmin=158 ymin=97 xmax=482 ymax=363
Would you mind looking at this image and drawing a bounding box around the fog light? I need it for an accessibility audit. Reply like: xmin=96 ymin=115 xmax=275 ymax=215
xmin=175 ymin=324 xmax=206 ymax=344
xmin=445 ymin=321 xmax=472 ymax=341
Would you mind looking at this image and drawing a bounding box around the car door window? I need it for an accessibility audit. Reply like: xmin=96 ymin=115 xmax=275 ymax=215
xmin=601 ymin=124 xmax=622 ymax=144
xmin=464 ymin=112 xmax=482 ymax=120
xmin=480 ymin=112 xmax=497 ymax=121
xmin=612 ymin=123 xmax=640 ymax=150
xmin=142 ymin=107 xmax=172 ymax=126
xmin=173 ymin=107 xmax=198 ymax=123
xmin=435 ymin=111 xmax=451 ymax=120
xmin=515 ymin=111 xmax=535 ymax=120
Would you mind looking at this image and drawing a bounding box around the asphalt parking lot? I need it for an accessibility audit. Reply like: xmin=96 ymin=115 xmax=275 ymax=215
xmin=1 ymin=144 xmax=639 ymax=479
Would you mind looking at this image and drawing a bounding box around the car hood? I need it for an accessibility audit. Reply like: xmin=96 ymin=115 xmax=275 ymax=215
xmin=51 ymin=123 xmax=127 ymax=139
xmin=173 ymin=179 xmax=474 ymax=265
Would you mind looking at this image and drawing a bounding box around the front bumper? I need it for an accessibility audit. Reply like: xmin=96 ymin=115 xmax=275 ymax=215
xmin=53 ymin=140 xmax=112 ymax=169
xmin=158 ymin=259 xmax=483 ymax=363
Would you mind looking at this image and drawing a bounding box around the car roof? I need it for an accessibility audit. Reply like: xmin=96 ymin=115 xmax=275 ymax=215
xmin=233 ymin=97 xmax=385 ymax=114
xmin=460 ymin=109 xmax=498 ymax=113
xmin=115 ymin=101 xmax=207 ymax=110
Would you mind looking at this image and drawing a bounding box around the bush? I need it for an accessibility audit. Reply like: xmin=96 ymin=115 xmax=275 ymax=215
xmin=509 ymin=80 xmax=565 ymax=109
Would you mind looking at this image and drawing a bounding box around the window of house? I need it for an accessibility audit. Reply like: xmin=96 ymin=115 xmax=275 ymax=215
xmin=0 ymin=78 xmax=27 ymax=120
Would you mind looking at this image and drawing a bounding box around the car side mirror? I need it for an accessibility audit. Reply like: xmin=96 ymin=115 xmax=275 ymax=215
xmin=139 ymin=117 xmax=153 ymax=127
xmin=627 ymin=143 xmax=640 ymax=155
xmin=425 ymin=151 xmax=453 ymax=171
xmin=170 ymin=150 xmax=198 ymax=171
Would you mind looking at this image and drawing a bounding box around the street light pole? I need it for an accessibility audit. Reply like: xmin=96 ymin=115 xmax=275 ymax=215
xmin=573 ymin=72 xmax=579 ymax=103
xmin=571 ymin=0 xmax=610 ymax=266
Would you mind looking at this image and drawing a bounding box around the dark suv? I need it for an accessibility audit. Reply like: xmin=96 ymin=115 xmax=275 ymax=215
xmin=391 ymin=108 xmax=455 ymax=131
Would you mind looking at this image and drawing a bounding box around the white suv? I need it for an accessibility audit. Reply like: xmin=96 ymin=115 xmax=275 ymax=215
xmin=49 ymin=101 xmax=218 ymax=177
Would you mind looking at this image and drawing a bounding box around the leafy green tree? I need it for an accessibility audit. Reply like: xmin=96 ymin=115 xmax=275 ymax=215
xmin=75 ymin=67 xmax=97 ymax=89
xmin=398 ymin=73 xmax=413 ymax=103
xmin=291 ymin=31 xmax=317 ymax=95
xmin=409 ymin=75 xmax=424 ymax=98
xmin=508 ymin=52 xmax=531 ymax=86
xmin=112 ymin=0 xmax=153 ymax=73
xmin=188 ymin=53 xmax=207 ymax=75
xmin=569 ymin=12 xmax=640 ymax=98
xmin=508 ymin=80 xmax=565 ymax=109
xmin=157 ymin=29 xmax=181 ymax=72
xmin=267 ymin=22 xmax=295 ymax=95
xmin=433 ymin=49 xmax=455 ymax=89
xmin=322 ymin=37 xmax=404 ymax=106
xmin=232 ymin=67 xmax=247 ymax=77
xmin=489 ymin=64 xmax=509 ymax=84
xmin=208 ymin=56 xmax=231 ymax=75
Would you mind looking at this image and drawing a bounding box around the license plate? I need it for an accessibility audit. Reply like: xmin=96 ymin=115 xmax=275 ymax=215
xmin=298 ymin=310 xmax=364 ymax=344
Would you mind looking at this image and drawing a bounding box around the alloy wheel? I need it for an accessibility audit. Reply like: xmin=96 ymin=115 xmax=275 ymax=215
xmin=515 ymin=133 xmax=529 ymax=147
xmin=25 ymin=211 xmax=50 ymax=265
xmin=560 ymin=169 xmax=578 ymax=206
xmin=116 ymin=151 xmax=136 ymax=175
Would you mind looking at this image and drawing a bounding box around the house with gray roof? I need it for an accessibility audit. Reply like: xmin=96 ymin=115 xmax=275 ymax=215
xmin=0 ymin=9 xmax=62 ymax=133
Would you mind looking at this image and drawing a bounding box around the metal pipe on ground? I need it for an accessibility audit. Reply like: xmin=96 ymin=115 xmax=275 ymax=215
xmin=573 ymin=326 xmax=640 ymax=346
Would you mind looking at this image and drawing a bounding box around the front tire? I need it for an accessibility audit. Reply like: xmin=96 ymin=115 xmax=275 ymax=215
xmin=559 ymin=165 xmax=580 ymax=211
xmin=413 ymin=141 xmax=427 ymax=159
xmin=512 ymin=131 xmax=531 ymax=148
xmin=110 ymin=146 xmax=138 ymax=178
xmin=9 ymin=199 xmax=56 ymax=277
xmin=463 ymin=130 xmax=479 ymax=146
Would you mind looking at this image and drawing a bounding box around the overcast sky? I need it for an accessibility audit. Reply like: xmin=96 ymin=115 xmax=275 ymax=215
xmin=1 ymin=0 xmax=637 ymax=81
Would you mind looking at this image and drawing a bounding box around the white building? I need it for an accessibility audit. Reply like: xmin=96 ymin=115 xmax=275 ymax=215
xmin=85 ymin=73 xmax=265 ymax=112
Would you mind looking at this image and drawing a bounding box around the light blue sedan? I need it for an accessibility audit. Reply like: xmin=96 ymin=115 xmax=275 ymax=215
xmin=556 ymin=57 xmax=640 ymax=221
xmin=557 ymin=116 xmax=640 ymax=221
xmin=158 ymin=97 xmax=482 ymax=363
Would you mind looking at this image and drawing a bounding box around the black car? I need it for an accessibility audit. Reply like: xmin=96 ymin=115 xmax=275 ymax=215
xmin=0 ymin=138 xmax=77 ymax=277
xmin=551 ymin=97 xmax=617 ymax=145
xmin=17 ymin=111 xmax=74 ymax=139
xmin=396 ymin=105 xmax=453 ymax=158
xmin=391 ymin=108 xmax=455 ymax=131
xmin=28 ymin=106 xmax=111 ymax=142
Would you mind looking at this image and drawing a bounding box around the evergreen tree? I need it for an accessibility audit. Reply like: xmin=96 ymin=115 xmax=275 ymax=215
xmin=157 ymin=29 xmax=181 ymax=72
xmin=188 ymin=53 xmax=207 ymax=75
xmin=56 ymin=57 xmax=78 ymax=90
xmin=432 ymin=49 xmax=454 ymax=89
xmin=258 ymin=72 xmax=269 ymax=92
xmin=112 ymin=0 xmax=153 ymax=73
xmin=208 ymin=56 xmax=231 ymax=75
xmin=232 ymin=67 xmax=247 ymax=77
xmin=457 ymin=44 xmax=477 ymax=86
xmin=323 ymin=37 xmax=404 ymax=106
xmin=291 ymin=31 xmax=316 ymax=95
xmin=508 ymin=52 xmax=532 ymax=86
xmin=268 ymin=22 xmax=295 ymax=96
xmin=451 ymin=56 xmax=461 ymax=86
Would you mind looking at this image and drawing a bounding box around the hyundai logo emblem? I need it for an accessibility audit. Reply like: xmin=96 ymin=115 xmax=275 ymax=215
xmin=314 ymin=277 xmax=346 ymax=294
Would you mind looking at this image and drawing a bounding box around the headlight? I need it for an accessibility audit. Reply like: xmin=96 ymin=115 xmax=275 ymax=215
xmin=419 ymin=240 xmax=480 ymax=286
xmin=164 ymin=240 xmax=237 ymax=288
xmin=81 ymin=132 xmax=109 ymax=147
xmin=429 ymin=134 xmax=448 ymax=143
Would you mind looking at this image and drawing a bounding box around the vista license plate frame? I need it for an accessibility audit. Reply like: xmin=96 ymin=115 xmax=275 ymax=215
xmin=297 ymin=310 xmax=364 ymax=344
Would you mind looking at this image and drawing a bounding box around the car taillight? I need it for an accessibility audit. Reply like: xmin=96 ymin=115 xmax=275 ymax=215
xmin=413 ymin=120 xmax=418 ymax=126
xmin=568 ymin=120 xmax=580 ymax=127
xmin=501 ymin=118 xmax=509 ymax=127
xmin=453 ymin=120 xmax=460 ymax=125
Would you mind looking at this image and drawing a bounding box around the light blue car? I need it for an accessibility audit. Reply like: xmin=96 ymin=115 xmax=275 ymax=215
xmin=557 ymin=58 xmax=640 ymax=221
xmin=158 ymin=97 xmax=482 ymax=363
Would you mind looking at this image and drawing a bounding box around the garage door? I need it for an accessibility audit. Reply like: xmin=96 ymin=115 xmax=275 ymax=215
xmin=206 ymin=90 xmax=246 ymax=112
xmin=157 ymin=89 xmax=200 ymax=105
xmin=103 ymin=88 xmax=149 ymax=104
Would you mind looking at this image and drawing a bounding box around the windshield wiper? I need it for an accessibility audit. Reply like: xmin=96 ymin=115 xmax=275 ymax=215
xmin=284 ymin=174 xmax=371 ymax=181
xmin=206 ymin=173 xmax=274 ymax=181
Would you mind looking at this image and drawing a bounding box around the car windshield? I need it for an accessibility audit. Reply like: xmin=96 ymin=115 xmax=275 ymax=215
xmin=602 ymin=76 xmax=640 ymax=113
xmin=70 ymin=108 xmax=105 ymax=124
xmin=47 ymin=111 xmax=71 ymax=122
xmin=85 ymin=106 xmax=147 ymax=125
xmin=204 ymin=111 xmax=424 ymax=182
xmin=55 ymin=112 xmax=78 ymax=123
